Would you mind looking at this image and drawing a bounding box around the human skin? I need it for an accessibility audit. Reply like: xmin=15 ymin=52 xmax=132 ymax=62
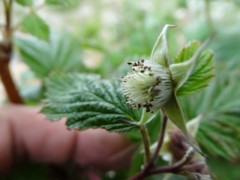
xmin=0 ymin=105 xmax=133 ymax=173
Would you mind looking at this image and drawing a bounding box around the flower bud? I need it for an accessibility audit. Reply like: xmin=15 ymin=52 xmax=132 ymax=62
xmin=121 ymin=59 xmax=172 ymax=112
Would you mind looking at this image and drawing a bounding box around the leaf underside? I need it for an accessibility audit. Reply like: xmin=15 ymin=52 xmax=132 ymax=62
xmin=42 ymin=74 xmax=141 ymax=132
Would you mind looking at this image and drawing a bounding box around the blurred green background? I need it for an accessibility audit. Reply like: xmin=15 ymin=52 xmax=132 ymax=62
xmin=1 ymin=0 xmax=240 ymax=179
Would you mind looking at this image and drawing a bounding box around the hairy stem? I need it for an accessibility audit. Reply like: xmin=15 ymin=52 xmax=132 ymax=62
xmin=0 ymin=0 xmax=24 ymax=104
xmin=140 ymin=125 xmax=151 ymax=163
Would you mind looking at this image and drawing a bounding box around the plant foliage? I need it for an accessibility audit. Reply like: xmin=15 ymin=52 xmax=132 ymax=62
xmin=180 ymin=63 xmax=240 ymax=159
xmin=15 ymin=31 xmax=83 ymax=78
xmin=175 ymin=41 xmax=214 ymax=96
xmin=21 ymin=12 xmax=50 ymax=41
xmin=42 ymin=74 xmax=141 ymax=132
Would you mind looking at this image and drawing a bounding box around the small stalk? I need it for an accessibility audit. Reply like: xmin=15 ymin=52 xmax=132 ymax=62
xmin=130 ymin=112 xmax=168 ymax=180
xmin=140 ymin=125 xmax=151 ymax=163
xmin=148 ymin=113 xmax=168 ymax=166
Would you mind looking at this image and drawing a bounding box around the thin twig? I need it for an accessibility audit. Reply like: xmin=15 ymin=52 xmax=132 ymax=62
xmin=147 ymin=113 xmax=168 ymax=167
xmin=149 ymin=147 xmax=194 ymax=175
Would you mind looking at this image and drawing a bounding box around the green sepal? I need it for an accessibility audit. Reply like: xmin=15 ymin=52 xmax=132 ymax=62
xmin=151 ymin=24 xmax=176 ymax=68
xmin=170 ymin=39 xmax=210 ymax=91
xmin=162 ymin=95 xmax=188 ymax=136
xmin=138 ymin=109 xmax=158 ymax=125
xmin=162 ymin=94 xmax=202 ymax=154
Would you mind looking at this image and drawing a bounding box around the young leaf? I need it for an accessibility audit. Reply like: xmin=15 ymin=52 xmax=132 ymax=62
xmin=174 ymin=41 xmax=200 ymax=64
xmin=170 ymin=40 xmax=214 ymax=96
xmin=16 ymin=0 xmax=33 ymax=6
xmin=177 ymin=50 xmax=214 ymax=96
xmin=42 ymin=74 xmax=141 ymax=132
xmin=15 ymin=31 xmax=83 ymax=78
xmin=21 ymin=13 xmax=49 ymax=41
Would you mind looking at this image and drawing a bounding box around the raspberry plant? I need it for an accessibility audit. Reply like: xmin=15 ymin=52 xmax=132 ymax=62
xmin=42 ymin=25 xmax=214 ymax=179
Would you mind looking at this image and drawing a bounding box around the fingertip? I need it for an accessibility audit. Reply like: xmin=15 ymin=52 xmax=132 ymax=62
xmin=73 ymin=129 xmax=132 ymax=169
xmin=0 ymin=105 xmax=134 ymax=172
xmin=0 ymin=111 xmax=13 ymax=173
xmin=0 ymin=105 xmax=78 ymax=166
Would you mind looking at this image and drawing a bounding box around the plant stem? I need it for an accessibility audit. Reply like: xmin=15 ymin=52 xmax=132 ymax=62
xmin=130 ymin=113 xmax=168 ymax=180
xmin=148 ymin=113 xmax=168 ymax=166
xmin=0 ymin=0 xmax=24 ymax=104
xmin=140 ymin=125 xmax=151 ymax=163
xmin=149 ymin=147 xmax=194 ymax=175
xmin=130 ymin=136 xmax=194 ymax=180
xmin=4 ymin=0 xmax=13 ymax=39
xmin=0 ymin=63 xmax=24 ymax=104
xmin=204 ymin=0 xmax=215 ymax=36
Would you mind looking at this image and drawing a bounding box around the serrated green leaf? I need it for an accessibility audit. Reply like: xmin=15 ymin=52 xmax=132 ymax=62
xmin=42 ymin=74 xmax=141 ymax=132
xmin=197 ymin=115 xmax=240 ymax=159
xmin=170 ymin=39 xmax=214 ymax=96
xmin=170 ymin=41 xmax=201 ymax=86
xmin=177 ymin=50 xmax=214 ymax=96
xmin=179 ymin=63 xmax=240 ymax=159
xmin=21 ymin=13 xmax=49 ymax=41
xmin=16 ymin=0 xmax=33 ymax=6
xmin=174 ymin=41 xmax=200 ymax=64
xmin=15 ymin=31 xmax=83 ymax=78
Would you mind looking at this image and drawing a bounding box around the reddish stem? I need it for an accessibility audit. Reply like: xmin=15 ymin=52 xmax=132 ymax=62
xmin=0 ymin=61 xmax=24 ymax=104
xmin=0 ymin=0 xmax=24 ymax=104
